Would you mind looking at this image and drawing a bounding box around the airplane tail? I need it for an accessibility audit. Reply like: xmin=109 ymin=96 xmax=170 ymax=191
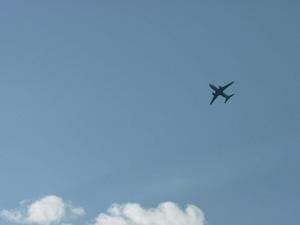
xmin=225 ymin=94 xmax=234 ymax=103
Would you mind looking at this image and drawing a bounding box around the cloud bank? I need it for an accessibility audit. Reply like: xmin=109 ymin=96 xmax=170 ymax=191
xmin=0 ymin=195 xmax=85 ymax=225
xmin=1 ymin=196 xmax=205 ymax=225
xmin=92 ymin=202 xmax=205 ymax=225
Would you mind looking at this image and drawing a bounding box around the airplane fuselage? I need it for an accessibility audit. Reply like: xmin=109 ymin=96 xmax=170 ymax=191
xmin=209 ymin=84 xmax=223 ymax=95
xmin=215 ymin=90 xmax=223 ymax=95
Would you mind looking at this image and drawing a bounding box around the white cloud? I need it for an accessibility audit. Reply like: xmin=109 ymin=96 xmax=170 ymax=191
xmin=25 ymin=195 xmax=65 ymax=225
xmin=1 ymin=196 xmax=206 ymax=225
xmin=92 ymin=202 xmax=205 ymax=225
xmin=71 ymin=207 xmax=85 ymax=217
xmin=0 ymin=195 xmax=85 ymax=225
xmin=0 ymin=209 xmax=23 ymax=223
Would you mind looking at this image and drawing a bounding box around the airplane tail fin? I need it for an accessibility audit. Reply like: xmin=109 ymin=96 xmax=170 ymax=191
xmin=225 ymin=94 xmax=234 ymax=103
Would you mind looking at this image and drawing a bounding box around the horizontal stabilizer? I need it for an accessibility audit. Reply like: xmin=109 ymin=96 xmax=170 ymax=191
xmin=224 ymin=94 xmax=234 ymax=103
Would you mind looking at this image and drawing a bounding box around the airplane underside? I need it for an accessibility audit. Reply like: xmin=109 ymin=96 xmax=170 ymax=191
xmin=209 ymin=81 xmax=234 ymax=105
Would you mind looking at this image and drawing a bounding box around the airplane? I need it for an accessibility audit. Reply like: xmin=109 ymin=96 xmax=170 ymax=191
xmin=209 ymin=81 xmax=234 ymax=105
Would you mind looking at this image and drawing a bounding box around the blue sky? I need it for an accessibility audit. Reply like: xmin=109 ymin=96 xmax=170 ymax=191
xmin=0 ymin=1 xmax=299 ymax=225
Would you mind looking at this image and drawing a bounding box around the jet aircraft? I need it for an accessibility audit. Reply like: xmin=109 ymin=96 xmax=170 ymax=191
xmin=209 ymin=81 xmax=234 ymax=105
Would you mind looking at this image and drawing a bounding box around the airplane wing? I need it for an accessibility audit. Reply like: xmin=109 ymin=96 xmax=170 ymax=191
xmin=210 ymin=94 xmax=218 ymax=105
xmin=221 ymin=81 xmax=234 ymax=90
